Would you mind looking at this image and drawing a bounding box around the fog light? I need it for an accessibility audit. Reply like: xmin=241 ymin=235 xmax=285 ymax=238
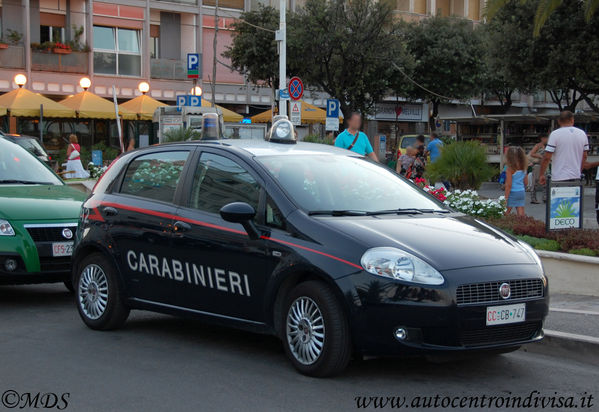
xmin=394 ymin=327 xmax=407 ymax=341
xmin=4 ymin=258 xmax=17 ymax=272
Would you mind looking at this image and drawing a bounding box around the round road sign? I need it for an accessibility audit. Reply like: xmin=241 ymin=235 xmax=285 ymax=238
xmin=288 ymin=77 xmax=304 ymax=101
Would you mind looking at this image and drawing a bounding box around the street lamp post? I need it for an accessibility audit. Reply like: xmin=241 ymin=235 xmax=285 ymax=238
xmin=277 ymin=0 xmax=287 ymax=117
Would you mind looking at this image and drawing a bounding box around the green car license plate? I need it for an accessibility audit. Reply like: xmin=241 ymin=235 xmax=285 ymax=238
xmin=52 ymin=242 xmax=73 ymax=257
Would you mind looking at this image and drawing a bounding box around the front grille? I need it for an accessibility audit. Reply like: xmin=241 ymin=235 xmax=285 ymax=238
xmin=26 ymin=225 xmax=76 ymax=242
xmin=460 ymin=322 xmax=541 ymax=347
xmin=39 ymin=257 xmax=71 ymax=273
xmin=456 ymin=279 xmax=544 ymax=305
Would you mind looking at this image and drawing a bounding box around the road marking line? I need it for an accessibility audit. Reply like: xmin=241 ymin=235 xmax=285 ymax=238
xmin=549 ymin=307 xmax=599 ymax=316
xmin=544 ymin=329 xmax=599 ymax=345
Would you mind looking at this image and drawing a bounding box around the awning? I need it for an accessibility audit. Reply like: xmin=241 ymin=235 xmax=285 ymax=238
xmin=251 ymin=100 xmax=343 ymax=124
xmin=119 ymin=94 xmax=167 ymax=121
xmin=59 ymin=91 xmax=136 ymax=120
xmin=0 ymin=88 xmax=75 ymax=118
xmin=201 ymin=99 xmax=243 ymax=123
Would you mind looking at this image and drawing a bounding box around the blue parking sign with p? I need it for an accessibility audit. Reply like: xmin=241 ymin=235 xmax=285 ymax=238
xmin=187 ymin=53 xmax=199 ymax=78
xmin=177 ymin=95 xmax=202 ymax=111
xmin=326 ymin=99 xmax=340 ymax=118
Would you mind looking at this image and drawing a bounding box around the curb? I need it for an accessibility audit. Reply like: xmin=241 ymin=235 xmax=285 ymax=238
xmin=523 ymin=329 xmax=599 ymax=366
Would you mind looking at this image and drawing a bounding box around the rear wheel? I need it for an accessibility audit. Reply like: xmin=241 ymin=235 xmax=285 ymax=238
xmin=75 ymin=253 xmax=129 ymax=330
xmin=282 ymin=281 xmax=351 ymax=377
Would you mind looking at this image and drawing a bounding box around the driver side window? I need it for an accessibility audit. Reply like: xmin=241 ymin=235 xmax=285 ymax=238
xmin=189 ymin=152 xmax=260 ymax=215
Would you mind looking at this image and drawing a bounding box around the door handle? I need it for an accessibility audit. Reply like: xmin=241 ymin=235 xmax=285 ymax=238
xmin=103 ymin=206 xmax=118 ymax=216
xmin=174 ymin=221 xmax=192 ymax=233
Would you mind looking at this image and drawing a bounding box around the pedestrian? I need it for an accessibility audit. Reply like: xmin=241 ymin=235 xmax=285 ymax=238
xmin=528 ymin=134 xmax=549 ymax=204
xmin=334 ymin=112 xmax=379 ymax=162
xmin=505 ymin=146 xmax=528 ymax=216
xmin=426 ymin=132 xmax=444 ymax=163
xmin=396 ymin=146 xmax=416 ymax=175
xmin=584 ymin=160 xmax=599 ymax=226
xmin=539 ymin=111 xmax=589 ymax=185
xmin=126 ymin=137 xmax=136 ymax=152
xmin=65 ymin=134 xmax=90 ymax=179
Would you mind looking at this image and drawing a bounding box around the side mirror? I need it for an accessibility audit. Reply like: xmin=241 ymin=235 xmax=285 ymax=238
xmin=219 ymin=202 xmax=260 ymax=239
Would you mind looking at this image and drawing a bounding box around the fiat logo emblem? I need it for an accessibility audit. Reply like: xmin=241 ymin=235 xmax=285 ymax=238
xmin=62 ymin=228 xmax=73 ymax=239
xmin=499 ymin=283 xmax=511 ymax=299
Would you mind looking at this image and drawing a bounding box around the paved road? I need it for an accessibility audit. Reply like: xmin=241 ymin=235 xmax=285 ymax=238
xmin=1 ymin=284 xmax=597 ymax=412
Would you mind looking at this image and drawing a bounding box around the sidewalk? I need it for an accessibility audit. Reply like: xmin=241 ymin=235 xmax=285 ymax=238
xmin=478 ymin=182 xmax=598 ymax=229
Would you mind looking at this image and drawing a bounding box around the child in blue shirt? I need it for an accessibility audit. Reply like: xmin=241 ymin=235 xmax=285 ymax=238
xmin=505 ymin=146 xmax=528 ymax=216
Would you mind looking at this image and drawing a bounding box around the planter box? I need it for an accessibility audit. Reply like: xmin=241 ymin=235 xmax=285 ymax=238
xmin=538 ymin=250 xmax=599 ymax=297
xmin=32 ymin=50 xmax=88 ymax=73
xmin=53 ymin=48 xmax=71 ymax=54
xmin=0 ymin=43 xmax=8 ymax=49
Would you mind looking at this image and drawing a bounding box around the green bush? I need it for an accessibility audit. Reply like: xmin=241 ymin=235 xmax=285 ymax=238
xmin=164 ymin=127 xmax=200 ymax=142
xmin=302 ymin=134 xmax=334 ymax=145
xmin=568 ymin=248 xmax=597 ymax=257
xmin=426 ymin=141 xmax=496 ymax=190
xmin=516 ymin=235 xmax=560 ymax=251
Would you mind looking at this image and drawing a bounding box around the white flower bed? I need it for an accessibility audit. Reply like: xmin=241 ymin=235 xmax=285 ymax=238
xmin=444 ymin=189 xmax=506 ymax=219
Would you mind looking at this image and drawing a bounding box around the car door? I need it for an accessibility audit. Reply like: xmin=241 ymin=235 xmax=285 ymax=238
xmin=101 ymin=149 xmax=192 ymax=304
xmin=171 ymin=149 xmax=269 ymax=322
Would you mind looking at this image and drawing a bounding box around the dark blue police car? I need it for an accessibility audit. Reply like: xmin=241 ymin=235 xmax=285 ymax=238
xmin=72 ymin=116 xmax=548 ymax=377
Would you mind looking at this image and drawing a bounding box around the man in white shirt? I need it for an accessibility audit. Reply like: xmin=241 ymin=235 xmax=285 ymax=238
xmin=539 ymin=111 xmax=589 ymax=184
xmin=584 ymin=160 xmax=599 ymax=225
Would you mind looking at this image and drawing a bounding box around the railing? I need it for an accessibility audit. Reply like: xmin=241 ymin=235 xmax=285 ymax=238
xmin=31 ymin=51 xmax=89 ymax=74
xmin=0 ymin=45 xmax=25 ymax=69
xmin=150 ymin=58 xmax=187 ymax=80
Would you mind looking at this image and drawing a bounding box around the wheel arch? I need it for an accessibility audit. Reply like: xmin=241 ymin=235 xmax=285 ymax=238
xmin=72 ymin=242 xmax=127 ymax=292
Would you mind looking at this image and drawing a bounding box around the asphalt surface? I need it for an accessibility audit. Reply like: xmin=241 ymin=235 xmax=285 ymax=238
xmin=1 ymin=284 xmax=597 ymax=412
xmin=545 ymin=294 xmax=599 ymax=338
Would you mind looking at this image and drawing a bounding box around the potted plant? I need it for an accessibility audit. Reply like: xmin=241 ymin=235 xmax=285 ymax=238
xmin=53 ymin=42 xmax=72 ymax=54
xmin=0 ymin=39 xmax=7 ymax=49
xmin=6 ymin=29 xmax=22 ymax=45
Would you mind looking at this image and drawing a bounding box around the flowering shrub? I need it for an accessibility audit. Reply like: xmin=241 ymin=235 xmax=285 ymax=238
xmin=422 ymin=186 xmax=448 ymax=202
xmin=88 ymin=163 xmax=107 ymax=179
xmin=53 ymin=42 xmax=71 ymax=51
xmin=444 ymin=189 xmax=506 ymax=219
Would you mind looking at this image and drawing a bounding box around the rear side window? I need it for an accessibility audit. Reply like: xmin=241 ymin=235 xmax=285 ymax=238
xmin=120 ymin=151 xmax=189 ymax=203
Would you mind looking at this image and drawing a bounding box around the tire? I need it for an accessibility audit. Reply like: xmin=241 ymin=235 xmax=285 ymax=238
xmin=74 ymin=252 xmax=129 ymax=330
xmin=282 ymin=280 xmax=351 ymax=377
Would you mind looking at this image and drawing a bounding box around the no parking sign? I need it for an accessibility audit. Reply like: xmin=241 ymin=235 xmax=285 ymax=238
xmin=288 ymin=77 xmax=304 ymax=101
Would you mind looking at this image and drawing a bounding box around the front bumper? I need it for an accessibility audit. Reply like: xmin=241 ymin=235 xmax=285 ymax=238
xmin=340 ymin=264 xmax=549 ymax=356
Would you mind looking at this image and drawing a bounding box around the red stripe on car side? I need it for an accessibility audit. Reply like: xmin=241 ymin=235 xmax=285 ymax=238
xmin=100 ymin=202 xmax=361 ymax=270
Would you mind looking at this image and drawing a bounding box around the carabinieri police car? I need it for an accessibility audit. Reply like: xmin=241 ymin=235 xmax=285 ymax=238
xmin=72 ymin=114 xmax=548 ymax=377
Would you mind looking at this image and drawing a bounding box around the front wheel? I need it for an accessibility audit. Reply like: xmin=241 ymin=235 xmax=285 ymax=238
xmin=75 ymin=253 xmax=129 ymax=330
xmin=282 ymin=281 xmax=352 ymax=377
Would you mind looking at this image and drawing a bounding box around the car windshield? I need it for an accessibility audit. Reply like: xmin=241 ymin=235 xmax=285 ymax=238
xmin=14 ymin=137 xmax=47 ymax=157
xmin=0 ymin=139 xmax=62 ymax=185
xmin=257 ymin=154 xmax=445 ymax=214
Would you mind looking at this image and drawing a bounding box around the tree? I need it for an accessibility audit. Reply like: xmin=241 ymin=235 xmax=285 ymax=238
xmin=223 ymin=5 xmax=280 ymax=99
xmin=287 ymin=0 xmax=413 ymax=119
xmin=486 ymin=0 xmax=599 ymax=37
xmin=402 ymin=16 xmax=485 ymax=129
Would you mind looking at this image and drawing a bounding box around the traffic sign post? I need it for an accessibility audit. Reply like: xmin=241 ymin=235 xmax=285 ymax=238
xmin=187 ymin=53 xmax=200 ymax=79
xmin=288 ymin=77 xmax=304 ymax=101
xmin=279 ymin=89 xmax=290 ymax=100
xmin=325 ymin=99 xmax=340 ymax=131
xmin=176 ymin=95 xmax=202 ymax=111
xmin=290 ymin=101 xmax=302 ymax=125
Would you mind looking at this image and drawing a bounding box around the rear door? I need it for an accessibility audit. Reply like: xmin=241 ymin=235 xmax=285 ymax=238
xmin=171 ymin=149 xmax=269 ymax=321
xmin=101 ymin=149 xmax=192 ymax=304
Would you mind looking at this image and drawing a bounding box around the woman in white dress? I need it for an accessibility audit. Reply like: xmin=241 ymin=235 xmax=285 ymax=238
xmin=65 ymin=134 xmax=90 ymax=179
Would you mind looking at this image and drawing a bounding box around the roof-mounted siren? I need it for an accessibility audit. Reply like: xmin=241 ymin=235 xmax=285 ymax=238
xmin=200 ymin=112 xmax=222 ymax=140
xmin=266 ymin=116 xmax=297 ymax=144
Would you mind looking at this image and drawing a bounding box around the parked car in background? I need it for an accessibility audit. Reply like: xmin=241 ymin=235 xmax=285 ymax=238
xmin=1 ymin=133 xmax=52 ymax=165
xmin=0 ymin=137 xmax=86 ymax=291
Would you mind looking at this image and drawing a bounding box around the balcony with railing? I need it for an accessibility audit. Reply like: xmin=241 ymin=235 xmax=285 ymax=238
xmin=32 ymin=51 xmax=89 ymax=74
xmin=0 ymin=45 xmax=25 ymax=69
xmin=150 ymin=58 xmax=187 ymax=80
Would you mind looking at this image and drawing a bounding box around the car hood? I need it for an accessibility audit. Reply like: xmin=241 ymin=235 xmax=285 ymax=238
xmin=0 ymin=185 xmax=86 ymax=221
xmin=320 ymin=214 xmax=535 ymax=271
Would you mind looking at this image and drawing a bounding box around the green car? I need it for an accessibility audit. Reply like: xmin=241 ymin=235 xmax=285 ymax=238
xmin=0 ymin=137 xmax=87 ymax=290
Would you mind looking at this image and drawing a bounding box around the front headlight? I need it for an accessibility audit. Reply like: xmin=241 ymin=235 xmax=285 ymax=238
xmin=360 ymin=247 xmax=444 ymax=285
xmin=518 ymin=241 xmax=543 ymax=268
xmin=0 ymin=219 xmax=15 ymax=236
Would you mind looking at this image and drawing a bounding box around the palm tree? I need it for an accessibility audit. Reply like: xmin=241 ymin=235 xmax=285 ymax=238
xmin=485 ymin=0 xmax=599 ymax=36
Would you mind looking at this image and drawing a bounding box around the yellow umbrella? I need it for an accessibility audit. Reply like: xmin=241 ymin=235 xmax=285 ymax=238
xmin=119 ymin=94 xmax=167 ymax=121
xmin=0 ymin=88 xmax=75 ymax=118
xmin=0 ymin=107 xmax=6 ymax=116
xmin=201 ymin=99 xmax=243 ymax=123
xmin=59 ymin=90 xmax=136 ymax=120
xmin=251 ymin=100 xmax=343 ymax=124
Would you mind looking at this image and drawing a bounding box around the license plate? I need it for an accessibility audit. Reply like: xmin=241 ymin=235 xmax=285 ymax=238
xmin=486 ymin=303 xmax=526 ymax=326
xmin=52 ymin=242 xmax=73 ymax=257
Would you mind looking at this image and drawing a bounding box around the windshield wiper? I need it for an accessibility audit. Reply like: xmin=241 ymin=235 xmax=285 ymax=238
xmin=366 ymin=208 xmax=450 ymax=216
xmin=0 ymin=179 xmax=52 ymax=185
xmin=308 ymin=210 xmax=368 ymax=216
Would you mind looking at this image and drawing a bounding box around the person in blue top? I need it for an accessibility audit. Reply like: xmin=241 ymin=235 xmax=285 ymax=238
xmin=426 ymin=133 xmax=444 ymax=163
xmin=334 ymin=112 xmax=379 ymax=162
xmin=504 ymin=146 xmax=529 ymax=216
